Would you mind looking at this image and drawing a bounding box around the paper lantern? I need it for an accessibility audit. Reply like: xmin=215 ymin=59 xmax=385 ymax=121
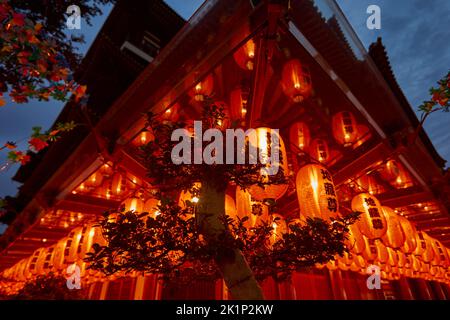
xmin=270 ymin=214 xmax=287 ymax=243
xmin=13 ymin=259 xmax=28 ymax=282
xmin=281 ymin=59 xmax=312 ymax=103
xmin=351 ymin=193 xmax=387 ymax=239
xmin=233 ymin=38 xmax=255 ymax=70
xmin=397 ymin=215 xmax=417 ymax=254
xmin=380 ymin=159 xmax=412 ymax=189
xmin=414 ymin=231 xmax=434 ymax=263
xmin=296 ymin=164 xmax=339 ymax=220
xmin=380 ymin=206 xmax=405 ymax=249
xmin=345 ymin=224 xmax=365 ymax=254
xmin=356 ymin=174 xmax=384 ymax=195
xmin=179 ymin=182 xmax=201 ymax=208
xmin=429 ymin=237 xmax=449 ymax=267
xmin=189 ymin=74 xmax=214 ymax=101
xmin=39 ymin=246 xmax=56 ymax=274
xmin=64 ymin=227 xmax=83 ymax=264
xmin=230 ymin=87 xmax=249 ymax=121
xmin=85 ymin=171 xmax=103 ymax=188
xmin=123 ymin=196 xmax=144 ymax=212
xmin=236 ymin=186 xmax=269 ymax=227
xmin=52 ymin=238 xmax=68 ymax=270
xmin=132 ymin=130 xmax=154 ymax=147
xmin=289 ymin=122 xmax=310 ymax=152
xmin=248 ymin=128 xmax=289 ymax=201
xmin=143 ymin=198 xmax=161 ymax=217
xmin=24 ymin=248 xmax=46 ymax=279
xmin=309 ymin=139 xmax=330 ymax=163
xmin=361 ymin=238 xmax=387 ymax=263
xmin=160 ymin=101 xmax=180 ymax=122
xmin=100 ymin=162 xmax=113 ymax=177
xmin=225 ymin=194 xmax=237 ymax=218
xmin=332 ymin=111 xmax=360 ymax=146
xmin=111 ymin=172 xmax=126 ymax=197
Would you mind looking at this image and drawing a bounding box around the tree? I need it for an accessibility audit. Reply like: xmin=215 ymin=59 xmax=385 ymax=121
xmin=0 ymin=0 xmax=115 ymax=165
xmin=86 ymin=102 xmax=359 ymax=300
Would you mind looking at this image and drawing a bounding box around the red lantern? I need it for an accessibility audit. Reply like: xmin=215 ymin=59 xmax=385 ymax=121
xmin=380 ymin=206 xmax=405 ymax=249
xmin=229 ymin=87 xmax=249 ymax=121
xmin=281 ymin=59 xmax=312 ymax=103
xmin=397 ymin=215 xmax=417 ymax=254
xmin=351 ymin=193 xmax=387 ymax=239
xmin=289 ymin=122 xmax=310 ymax=152
xmin=189 ymin=74 xmax=214 ymax=102
xmin=332 ymin=111 xmax=360 ymax=146
xmin=85 ymin=171 xmax=103 ymax=188
xmin=345 ymin=224 xmax=365 ymax=254
xmin=414 ymin=231 xmax=434 ymax=263
xmin=132 ymin=130 xmax=154 ymax=147
xmin=111 ymin=172 xmax=127 ymax=197
xmin=52 ymin=238 xmax=68 ymax=270
xmin=296 ymin=164 xmax=339 ymax=220
xmin=429 ymin=237 xmax=450 ymax=267
xmin=309 ymin=138 xmax=330 ymax=163
xmin=123 ymin=196 xmax=144 ymax=212
xmin=233 ymin=38 xmax=255 ymax=71
xmin=356 ymin=174 xmax=385 ymax=195
xmin=248 ymin=128 xmax=289 ymax=201
xmin=236 ymin=186 xmax=269 ymax=227
xmin=380 ymin=159 xmax=412 ymax=189
xmin=143 ymin=198 xmax=161 ymax=217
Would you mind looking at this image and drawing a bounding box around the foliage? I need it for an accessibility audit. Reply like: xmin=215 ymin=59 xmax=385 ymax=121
xmin=86 ymin=100 xmax=360 ymax=285
xmin=12 ymin=272 xmax=86 ymax=300
xmin=418 ymin=70 xmax=450 ymax=119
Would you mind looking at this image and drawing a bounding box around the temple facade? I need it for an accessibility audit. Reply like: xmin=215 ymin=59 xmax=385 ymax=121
xmin=1 ymin=0 xmax=449 ymax=300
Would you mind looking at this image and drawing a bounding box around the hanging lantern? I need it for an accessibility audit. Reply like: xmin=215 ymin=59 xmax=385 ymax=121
xmin=143 ymin=198 xmax=161 ymax=217
xmin=64 ymin=227 xmax=83 ymax=264
xmin=380 ymin=159 xmax=412 ymax=189
xmin=430 ymin=237 xmax=450 ymax=267
xmin=289 ymin=122 xmax=310 ymax=152
xmin=345 ymin=224 xmax=365 ymax=255
xmin=189 ymin=74 xmax=214 ymax=102
xmin=230 ymin=87 xmax=249 ymax=121
xmin=211 ymin=100 xmax=231 ymax=129
xmin=52 ymin=238 xmax=68 ymax=270
xmin=111 ymin=172 xmax=126 ymax=197
xmin=281 ymin=59 xmax=312 ymax=103
xmin=414 ymin=231 xmax=435 ymax=263
xmin=248 ymin=128 xmax=289 ymax=201
xmin=99 ymin=162 xmax=113 ymax=177
xmin=397 ymin=215 xmax=417 ymax=254
xmin=24 ymin=248 xmax=46 ymax=279
xmin=361 ymin=237 xmax=386 ymax=263
xmin=225 ymin=194 xmax=237 ymax=218
xmin=160 ymin=100 xmax=181 ymax=122
xmin=179 ymin=182 xmax=202 ymax=208
xmin=85 ymin=171 xmax=103 ymax=188
xmin=123 ymin=196 xmax=144 ymax=212
xmin=236 ymin=186 xmax=269 ymax=227
xmin=332 ymin=111 xmax=360 ymax=147
xmin=309 ymin=138 xmax=330 ymax=163
xmin=233 ymin=38 xmax=256 ymax=70
xmin=351 ymin=193 xmax=387 ymax=239
xmin=13 ymin=259 xmax=28 ymax=282
xmin=356 ymin=174 xmax=384 ymax=195
xmin=132 ymin=130 xmax=154 ymax=147
xmin=380 ymin=206 xmax=405 ymax=249
xmin=270 ymin=214 xmax=287 ymax=244
xmin=126 ymin=173 xmax=142 ymax=190
xmin=296 ymin=164 xmax=339 ymax=220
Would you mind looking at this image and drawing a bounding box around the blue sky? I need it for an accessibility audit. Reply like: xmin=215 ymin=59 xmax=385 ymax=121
xmin=0 ymin=0 xmax=449 ymax=202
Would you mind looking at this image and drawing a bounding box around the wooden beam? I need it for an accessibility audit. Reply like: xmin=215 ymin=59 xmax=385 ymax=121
xmin=54 ymin=194 xmax=120 ymax=215
xmin=377 ymin=188 xmax=434 ymax=208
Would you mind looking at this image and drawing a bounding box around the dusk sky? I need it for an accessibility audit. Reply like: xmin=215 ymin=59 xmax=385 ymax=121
xmin=0 ymin=0 xmax=449 ymax=201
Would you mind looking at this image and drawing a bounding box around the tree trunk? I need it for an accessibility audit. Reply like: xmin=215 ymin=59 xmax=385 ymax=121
xmin=197 ymin=178 xmax=264 ymax=300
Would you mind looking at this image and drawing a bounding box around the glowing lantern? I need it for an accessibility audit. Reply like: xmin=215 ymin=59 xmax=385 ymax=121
xmin=351 ymin=193 xmax=387 ymax=239
xmin=111 ymin=172 xmax=126 ymax=197
xmin=100 ymin=162 xmax=113 ymax=177
xmin=332 ymin=111 xmax=360 ymax=146
xmin=13 ymin=259 xmax=28 ymax=281
xmin=39 ymin=245 xmax=56 ymax=274
xmin=281 ymin=59 xmax=312 ymax=103
xmin=126 ymin=173 xmax=142 ymax=190
xmin=361 ymin=238 xmax=386 ymax=262
xmin=143 ymin=198 xmax=161 ymax=217
xmin=271 ymin=214 xmax=287 ymax=243
xmin=233 ymin=38 xmax=255 ymax=70
xmin=309 ymin=139 xmax=330 ymax=163
xmin=430 ymin=237 xmax=449 ymax=267
xmin=345 ymin=224 xmax=365 ymax=254
xmin=380 ymin=206 xmax=405 ymax=249
xmin=160 ymin=100 xmax=180 ymax=122
xmin=64 ymin=227 xmax=83 ymax=264
xmin=52 ymin=238 xmax=68 ymax=270
xmin=397 ymin=215 xmax=417 ymax=254
xmin=123 ymin=196 xmax=144 ymax=212
xmin=77 ymin=225 xmax=106 ymax=259
xmin=356 ymin=174 xmax=384 ymax=195
xmin=225 ymin=194 xmax=237 ymax=218
xmin=24 ymin=248 xmax=46 ymax=278
xmin=230 ymin=87 xmax=249 ymax=121
xmin=189 ymin=74 xmax=214 ymax=102
xmin=248 ymin=128 xmax=289 ymax=201
xmin=296 ymin=164 xmax=339 ymax=220
xmin=380 ymin=159 xmax=412 ymax=188
xmin=289 ymin=122 xmax=310 ymax=152
xmin=414 ymin=231 xmax=434 ymax=263
xmin=179 ymin=182 xmax=202 ymax=208
xmin=132 ymin=130 xmax=154 ymax=147
xmin=85 ymin=171 xmax=103 ymax=188
xmin=236 ymin=186 xmax=269 ymax=227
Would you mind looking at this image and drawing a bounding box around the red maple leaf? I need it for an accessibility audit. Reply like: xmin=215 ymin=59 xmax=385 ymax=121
xmin=29 ymin=137 xmax=48 ymax=152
